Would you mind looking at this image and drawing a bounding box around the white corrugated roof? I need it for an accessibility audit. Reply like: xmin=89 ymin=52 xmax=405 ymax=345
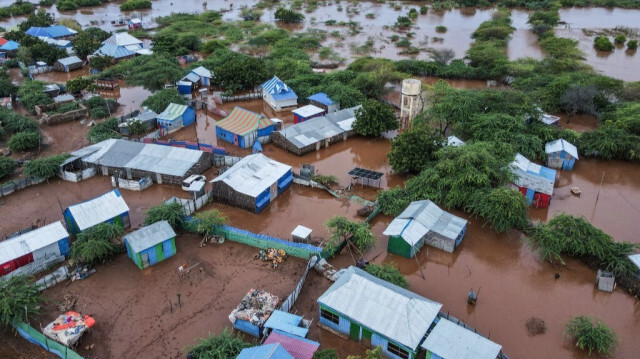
xmin=383 ymin=200 xmax=467 ymax=244
xmin=291 ymin=225 xmax=312 ymax=238
xmin=210 ymin=153 xmax=291 ymax=198
xmin=293 ymin=105 xmax=324 ymax=118
xmin=317 ymin=266 xmax=442 ymax=350
xmin=539 ymin=113 xmax=560 ymax=125
xmin=629 ymin=254 xmax=640 ymax=270
xmin=191 ymin=66 xmax=212 ymax=78
xmin=545 ymin=139 xmax=579 ymax=159
xmin=67 ymin=190 xmax=130 ymax=231
xmin=509 ymin=153 xmax=556 ymax=195
xmin=103 ymin=32 xmax=142 ymax=47
xmin=447 ymin=136 xmax=465 ymax=147
xmin=0 ymin=222 xmax=69 ymax=264
xmin=125 ymin=221 xmax=176 ymax=253
xmin=421 ymin=319 xmax=502 ymax=359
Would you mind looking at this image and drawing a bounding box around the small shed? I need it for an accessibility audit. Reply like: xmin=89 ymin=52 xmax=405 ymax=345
xmin=292 ymin=105 xmax=325 ymax=124
xmin=383 ymin=200 xmax=468 ymax=257
xmin=509 ymin=153 xmax=556 ymax=208
xmin=291 ymin=225 xmax=312 ymax=244
xmin=210 ymin=153 xmax=293 ymax=213
xmin=264 ymin=310 xmax=311 ymax=338
xmin=54 ymin=56 xmax=83 ymax=73
xmin=595 ymin=269 xmax=615 ymax=292
xmin=128 ymin=18 xmax=142 ymax=30
xmin=157 ymin=103 xmax=196 ymax=132
xmin=190 ymin=66 xmax=212 ymax=86
xmin=177 ymin=80 xmax=194 ymax=95
xmin=545 ymin=138 xmax=579 ymax=171
xmin=118 ymin=109 xmax=158 ymax=135
xmin=0 ymin=221 xmax=70 ymax=277
xmin=124 ymin=220 xmax=176 ymax=269
xmin=216 ymin=107 xmax=275 ymax=149
xmin=63 ymin=189 xmax=131 ymax=235
xmin=308 ymin=92 xmax=339 ymax=113
xmin=317 ymin=266 xmax=442 ymax=359
xmin=263 ymin=331 xmax=319 ymax=359
xmin=229 ymin=289 xmax=280 ymax=337
xmin=421 ymin=318 xmax=502 ymax=359
xmin=261 ymin=76 xmax=298 ymax=111
xmin=236 ymin=343 xmax=293 ymax=359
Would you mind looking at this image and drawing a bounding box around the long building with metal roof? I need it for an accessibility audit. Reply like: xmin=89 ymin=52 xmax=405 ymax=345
xmin=421 ymin=318 xmax=502 ymax=359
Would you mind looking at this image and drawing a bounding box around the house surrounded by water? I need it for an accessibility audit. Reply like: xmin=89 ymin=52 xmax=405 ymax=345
xmin=545 ymin=138 xmax=579 ymax=171
xmin=261 ymin=76 xmax=298 ymax=111
xmin=317 ymin=266 xmax=443 ymax=359
xmin=216 ymin=107 xmax=276 ymax=149
xmin=383 ymin=200 xmax=468 ymax=257
xmin=308 ymin=92 xmax=339 ymax=113
xmin=509 ymin=153 xmax=556 ymax=208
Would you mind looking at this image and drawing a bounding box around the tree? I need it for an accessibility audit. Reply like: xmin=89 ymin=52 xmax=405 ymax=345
xmin=87 ymin=117 xmax=121 ymax=143
xmin=364 ymin=263 xmax=408 ymax=288
xmin=565 ymin=316 xmax=618 ymax=356
xmin=66 ymin=76 xmax=94 ymax=93
xmin=466 ymin=187 xmax=528 ymax=232
xmin=89 ymin=55 xmax=111 ymax=71
xmin=152 ymin=33 xmax=179 ymax=55
xmin=561 ymin=85 xmax=599 ymax=116
xmin=73 ymin=28 xmax=111 ymax=60
xmin=8 ymin=131 xmax=40 ymax=152
xmin=187 ymin=328 xmax=251 ymax=359
xmin=0 ymin=275 xmax=44 ymax=325
xmin=427 ymin=48 xmax=455 ymax=65
xmin=325 ymin=216 xmax=375 ymax=254
xmin=388 ymin=127 xmax=442 ymax=174
xmin=274 ymin=8 xmax=304 ymax=23
xmin=145 ymin=202 xmax=187 ymax=229
xmin=628 ymin=39 xmax=638 ymax=50
xmin=17 ymin=80 xmax=52 ymax=112
xmin=126 ymin=120 xmax=146 ymax=137
xmin=0 ymin=157 xmax=18 ymax=179
xmin=193 ymin=210 xmax=226 ymax=241
xmin=213 ymin=52 xmax=269 ymax=92
xmin=465 ymin=41 xmax=509 ymax=79
xmin=0 ymin=68 xmax=17 ymax=97
xmin=313 ymin=349 xmax=340 ymax=359
xmin=71 ymin=222 xmax=124 ymax=264
xmin=17 ymin=9 xmax=54 ymax=32
xmin=120 ymin=0 xmax=151 ymax=11
xmin=594 ymin=36 xmax=614 ymax=51
xmin=353 ymin=99 xmax=398 ymax=137
xmin=578 ymin=124 xmax=640 ymax=160
xmin=394 ymin=16 xmax=412 ymax=28
xmin=141 ymin=88 xmax=186 ymax=113
xmin=346 ymin=347 xmax=384 ymax=359
xmin=23 ymin=154 xmax=70 ymax=179
xmin=101 ymin=54 xmax=184 ymax=91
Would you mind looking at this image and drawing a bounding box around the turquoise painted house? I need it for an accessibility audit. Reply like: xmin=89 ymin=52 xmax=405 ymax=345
xmin=124 ymin=220 xmax=176 ymax=269
xmin=317 ymin=267 xmax=443 ymax=359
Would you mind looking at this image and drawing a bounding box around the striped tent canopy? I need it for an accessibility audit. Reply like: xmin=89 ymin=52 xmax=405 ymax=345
xmin=216 ymin=107 xmax=272 ymax=136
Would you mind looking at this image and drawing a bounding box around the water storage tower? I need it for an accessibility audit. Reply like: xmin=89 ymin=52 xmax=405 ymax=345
xmin=400 ymin=79 xmax=421 ymax=128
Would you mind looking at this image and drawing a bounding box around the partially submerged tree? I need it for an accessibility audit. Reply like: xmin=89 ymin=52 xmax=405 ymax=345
xmin=565 ymin=316 xmax=618 ymax=356
xmin=364 ymin=262 xmax=408 ymax=288
xmin=325 ymin=216 xmax=375 ymax=254
xmin=23 ymin=154 xmax=71 ymax=179
xmin=145 ymin=202 xmax=187 ymax=229
xmin=141 ymin=88 xmax=186 ymax=113
xmin=274 ymin=8 xmax=305 ymax=23
xmin=187 ymin=328 xmax=251 ymax=359
xmin=0 ymin=275 xmax=44 ymax=325
xmin=427 ymin=48 xmax=455 ymax=66
xmin=387 ymin=126 xmax=442 ymax=174
xmin=353 ymin=99 xmax=398 ymax=137
xmin=71 ymin=222 xmax=124 ymax=264
xmin=467 ymin=187 xmax=528 ymax=232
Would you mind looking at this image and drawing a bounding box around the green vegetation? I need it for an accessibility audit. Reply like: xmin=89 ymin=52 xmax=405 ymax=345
xmin=84 ymin=96 xmax=117 ymax=119
xmin=0 ymin=275 xmax=44 ymax=325
xmin=48 ymin=101 xmax=80 ymax=115
xmin=436 ymin=25 xmax=448 ymax=33
xmin=145 ymin=201 xmax=187 ymax=229
xmin=387 ymin=126 xmax=442 ymax=174
xmin=199 ymin=49 xmax=269 ymax=92
xmin=311 ymin=174 xmax=339 ymax=186
xmin=0 ymin=2 xmax=36 ymax=20
xmin=353 ymin=99 xmax=398 ymax=137
xmin=594 ymin=36 xmax=615 ymax=51
xmin=394 ymin=16 xmax=412 ymax=28
xmin=87 ymin=117 xmax=121 ymax=143
xmin=347 ymin=347 xmax=384 ymax=359
xmin=120 ymin=0 xmax=151 ymax=11
xmin=325 ymin=216 xmax=375 ymax=253
xmin=0 ymin=68 xmax=17 ymax=97
xmin=72 ymin=27 xmax=110 ymax=60
xmin=364 ymin=262 xmax=408 ymax=288
xmin=275 ymin=7 xmax=305 ymax=23
xmin=527 ymin=214 xmax=639 ymax=276
xmin=66 ymin=76 xmax=95 ymax=93
xmin=71 ymin=222 xmax=123 ymax=264
xmin=141 ymin=89 xmax=186 ymax=113
xmin=0 ymin=108 xmax=39 ymax=133
xmin=565 ymin=316 xmax=618 ymax=356
xmin=23 ymin=153 xmax=71 ymax=179
xmin=614 ymin=34 xmax=627 ymax=44
xmin=8 ymin=131 xmax=40 ymax=152
xmin=193 ymin=210 xmax=227 ymax=241
xmin=627 ymin=39 xmax=638 ymax=49
xmin=313 ymin=349 xmax=340 ymax=359
xmin=467 ymin=187 xmax=529 ymax=232
xmin=100 ymin=54 xmax=184 ymax=91
xmin=17 ymin=80 xmax=52 ymax=112
xmin=187 ymin=328 xmax=251 ymax=359
xmin=0 ymin=157 xmax=18 ymax=179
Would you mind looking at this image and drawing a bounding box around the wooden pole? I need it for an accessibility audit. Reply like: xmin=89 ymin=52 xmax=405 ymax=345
xmin=590 ymin=171 xmax=605 ymax=221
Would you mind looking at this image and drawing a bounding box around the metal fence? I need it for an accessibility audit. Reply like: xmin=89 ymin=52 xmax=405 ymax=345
xmin=279 ymin=257 xmax=316 ymax=313
xmin=165 ymin=192 xmax=213 ymax=216
xmin=12 ymin=320 xmax=84 ymax=359
xmin=0 ymin=177 xmax=46 ymax=198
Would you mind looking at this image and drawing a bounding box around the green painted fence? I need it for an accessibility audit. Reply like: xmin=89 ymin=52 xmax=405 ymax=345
xmin=12 ymin=320 xmax=83 ymax=359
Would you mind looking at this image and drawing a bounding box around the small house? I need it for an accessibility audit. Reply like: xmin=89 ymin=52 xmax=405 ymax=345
xmin=210 ymin=153 xmax=293 ymax=213
xmin=261 ymin=76 xmax=298 ymax=111
xmin=128 ymin=18 xmax=142 ymax=30
xmin=94 ymin=33 xmax=144 ymax=60
xmin=236 ymin=343 xmax=293 ymax=359
xmin=124 ymin=220 xmax=176 ymax=269
xmin=317 ymin=266 xmax=443 ymax=359
xmin=64 ymin=189 xmax=131 ymax=235
xmin=177 ymin=79 xmax=195 ymax=95
xmin=216 ymin=107 xmax=275 ymax=149
xmin=54 ymin=55 xmax=83 ymax=73
xmin=291 ymin=225 xmax=312 ymax=244
xmin=509 ymin=153 xmax=556 ymax=208
xmin=156 ymin=103 xmax=195 ymax=133
xmin=308 ymin=92 xmax=339 ymax=113
xmin=25 ymin=25 xmax=77 ymax=40
xmin=0 ymin=40 xmax=20 ymax=53
xmin=229 ymin=288 xmax=280 ymax=337
xmin=118 ymin=109 xmax=158 ymax=135
xmin=263 ymin=331 xmax=319 ymax=359
xmin=190 ymin=66 xmax=212 ymax=86
xmin=383 ymin=200 xmax=468 ymax=257
xmin=264 ymin=310 xmax=311 ymax=338
xmin=38 ymin=36 xmax=73 ymax=52
xmin=545 ymin=138 xmax=579 ymax=171
xmin=421 ymin=318 xmax=503 ymax=359
xmin=0 ymin=221 xmax=70 ymax=277
xmin=292 ymin=105 xmax=325 ymax=124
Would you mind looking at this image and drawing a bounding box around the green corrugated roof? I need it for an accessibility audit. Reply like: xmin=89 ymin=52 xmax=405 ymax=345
xmin=158 ymin=103 xmax=188 ymax=121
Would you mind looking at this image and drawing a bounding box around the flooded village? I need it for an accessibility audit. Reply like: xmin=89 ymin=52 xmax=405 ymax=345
xmin=1 ymin=1 xmax=640 ymax=359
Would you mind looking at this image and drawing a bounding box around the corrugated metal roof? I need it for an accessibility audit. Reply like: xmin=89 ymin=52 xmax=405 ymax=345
xmin=66 ymin=190 xmax=129 ymax=232
xmin=56 ymin=56 xmax=82 ymax=66
xmin=236 ymin=343 xmax=293 ymax=359
xmin=307 ymin=92 xmax=333 ymax=106
xmin=291 ymin=226 xmax=312 ymax=240
xmin=293 ymin=105 xmax=324 ymax=118
xmin=0 ymin=37 xmax=8 ymax=46
xmin=264 ymin=310 xmax=309 ymax=338
xmin=317 ymin=266 xmax=442 ymax=350
xmin=182 ymin=72 xmax=200 ymax=83
xmin=216 ymin=107 xmax=272 ymax=136
xmin=421 ymin=319 xmax=502 ymax=359
xmin=545 ymin=139 xmax=579 ymax=159
xmin=510 ymin=153 xmax=556 ymax=195
xmin=261 ymin=76 xmax=296 ymax=97
xmin=0 ymin=221 xmax=69 ymax=264
xmin=103 ymin=32 xmax=142 ymax=46
xmin=95 ymin=43 xmax=135 ymax=59
xmin=264 ymin=331 xmax=319 ymax=359
xmin=46 ymin=25 xmax=77 ymax=38
xmin=53 ymin=94 xmax=75 ymax=103
xmin=629 ymin=254 xmax=640 ymax=270
xmin=0 ymin=40 xmax=19 ymax=51
xmin=80 ymin=139 xmax=203 ymax=177
xmin=191 ymin=66 xmax=212 ymax=78
xmin=383 ymin=200 xmax=467 ymax=244
xmin=211 ymin=153 xmax=291 ymax=198
xmin=157 ymin=103 xmax=189 ymax=121
xmin=447 ymin=136 xmax=465 ymax=147
xmin=276 ymin=106 xmax=360 ymax=150
xmin=539 ymin=113 xmax=560 ymax=125
xmin=125 ymin=221 xmax=176 ymax=253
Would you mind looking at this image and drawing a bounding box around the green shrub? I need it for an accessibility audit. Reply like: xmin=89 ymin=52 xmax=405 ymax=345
xmin=8 ymin=131 xmax=40 ymax=152
xmin=353 ymin=99 xmax=398 ymax=137
xmin=17 ymin=80 xmax=52 ymax=112
xmin=66 ymin=76 xmax=94 ymax=93
xmin=0 ymin=157 xmax=18 ymax=179
xmin=436 ymin=25 xmax=447 ymax=33
xmin=23 ymin=154 xmax=71 ymax=179
xmin=87 ymin=117 xmax=122 ymax=143
xmin=120 ymin=0 xmax=151 ymax=11
xmin=48 ymin=101 xmax=80 ymax=114
xmin=145 ymin=201 xmax=187 ymax=229
xmin=311 ymin=174 xmax=339 ymax=186
xmin=394 ymin=16 xmax=412 ymax=28
xmin=420 ymin=6 xmax=428 ymax=14
xmin=565 ymin=316 xmax=618 ymax=356
xmin=90 ymin=107 xmax=109 ymax=119
xmin=365 ymin=262 xmax=408 ymax=288
xmin=467 ymin=187 xmax=528 ymax=232
xmin=141 ymin=88 xmax=186 ymax=113
xmin=313 ymin=349 xmax=340 ymax=359
xmin=627 ymin=39 xmax=638 ymax=49
xmin=71 ymin=222 xmax=123 ymax=264
xmin=325 ymin=216 xmax=375 ymax=254
xmin=274 ymin=7 xmax=305 ymax=23
xmin=0 ymin=275 xmax=44 ymax=325
xmin=594 ymin=36 xmax=614 ymax=51
xmin=614 ymin=34 xmax=627 ymax=44
xmin=57 ymin=0 xmax=79 ymax=11
xmin=187 ymin=328 xmax=251 ymax=358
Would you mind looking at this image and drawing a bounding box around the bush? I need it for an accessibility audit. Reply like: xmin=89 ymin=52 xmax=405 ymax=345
xmin=141 ymin=88 xmax=186 ymax=113
xmin=192 ymin=210 xmax=226 ymax=240
xmin=87 ymin=117 xmax=121 ymax=143
xmin=8 ymin=131 xmax=40 ymax=152
xmin=365 ymin=262 xmax=408 ymax=288
xmin=90 ymin=107 xmax=109 ymax=119
xmin=0 ymin=157 xmax=18 ymax=179
xmin=66 ymin=76 xmax=94 ymax=93
xmin=594 ymin=36 xmax=614 ymax=51
xmin=435 ymin=25 xmax=447 ymax=33
xmin=274 ymin=7 xmax=304 ymax=23
xmin=614 ymin=34 xmax=627 ymax=44
xmin=145 ymin=201 xmax=187 ymax=229
xmin=467 ymin=187 xmax=528 ymax=232
xmin=23 ymin=154 xmax=71 ymax=178
xmin=311 ymin=174 xmax=339 ymax=186
xmin=120 ymin=0 xmax=151 ymax=11
xmin=394 ymin=16 xmax=412 ymax=28
xmin=57 ymin=0 xmax=79 ymax=11
xmin=578 ymin=124 xmax=640 ymax=160
xmin=71 ymin=223 xmax=123 ymax=264
xmin=565 ymin=316 xmax=618 ymax=356
xmin=388 ymin=127 xmax=442 ymax=174
xmin=353 ymin=99 xmax=398 ymax=137
xmin=0 ymin=111 xmax=39 ymax=133
xmin=325 ymin=216 xmax=375 ymax=254
xmin=188 ymin=328 xmax=251 ymax=358
xmin=17 ymin=80 xmax=52 ymax=112
xmin=314 ymin=349 xmax=340 ymax=359
xmin=628 ymin=39 xmax=638 ymax=49
xmin=0 ymin=275 xmax=44 ymax=325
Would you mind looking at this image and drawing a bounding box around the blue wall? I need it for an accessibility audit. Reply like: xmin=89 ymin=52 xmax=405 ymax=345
xmin=234 ymin=319 xmax=262 ymax=337
xmin=549 ymin=150 xmax=576 ymax=171
xmin=182 ymin=107 xmax=196 ymax=127
xmin=57 ymin=238 xmax=70 ymax=257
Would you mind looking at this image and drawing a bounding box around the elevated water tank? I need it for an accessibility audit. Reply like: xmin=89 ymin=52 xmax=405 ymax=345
xmin=402 ymin=79 xmax=421 ymax=96
xmin=400 ymin=79 xmax=422 ymax=128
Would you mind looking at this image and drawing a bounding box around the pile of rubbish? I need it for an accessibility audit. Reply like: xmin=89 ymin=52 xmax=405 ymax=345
xmin=57 ymin=294 xmax=78 ymax=311
xmin=43 ymin=311 xmax=95 ymax=347
xmin=70 ymin=265 xmax=96 ymax=281
xmin=229 ymin=289 xmax=279 ymax=327
xmin=256 ymin=248 xmax=287 ymax=268
xmin=313 ymin=257 xmax=344 ymax=282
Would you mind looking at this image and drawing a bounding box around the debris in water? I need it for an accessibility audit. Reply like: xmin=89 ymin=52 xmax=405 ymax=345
xmin=525 ymin=317 xmax=547 ymax=336
xmin=571 ymin=187 xmax=581 ymax=196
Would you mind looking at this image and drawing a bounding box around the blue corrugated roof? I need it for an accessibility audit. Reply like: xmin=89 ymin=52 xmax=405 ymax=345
xmin=307 ymin=92 xmax=333 ymax=106
xmin=262 ymin=76 xmax=296 ymax=96
xmin=272 ymin=92 xmax=298 ymax=101
xmin=47 ymin=25 xmax=75 ymax=38
xmin=264 ymin=310 xmax=309 ymax=338
xmin=0 ymin=40 xmax=20 ymax=51
xmin=95 ymin=43 xmax=135 ymax=59
xmin=536 ymin=166 xmax=557 ymax=182
xmin=25 ymin=27 xmax=50 ymax=37
xmin=236 ymin=343 xmax=293 ymax=359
